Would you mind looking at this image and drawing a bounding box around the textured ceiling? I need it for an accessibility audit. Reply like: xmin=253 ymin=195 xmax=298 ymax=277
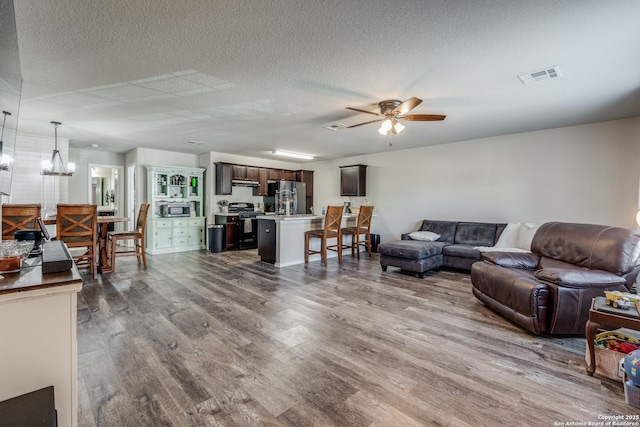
xmin=11 ymin=0 xmax=640 ymax=162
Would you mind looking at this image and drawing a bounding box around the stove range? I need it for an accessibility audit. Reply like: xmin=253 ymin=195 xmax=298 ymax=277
xmin=227 ymin=202 xmax=258 ymax=249
xmin=228 ymin=202 xmax=257 ymax=218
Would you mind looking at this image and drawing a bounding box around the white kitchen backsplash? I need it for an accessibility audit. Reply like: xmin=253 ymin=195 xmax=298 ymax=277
xmin=211 ymin=185 xmax=263 ymax=213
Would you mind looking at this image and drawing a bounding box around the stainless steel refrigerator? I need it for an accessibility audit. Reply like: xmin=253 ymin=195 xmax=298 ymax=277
xmin=265 ymin=181 xmax=308 ymax=214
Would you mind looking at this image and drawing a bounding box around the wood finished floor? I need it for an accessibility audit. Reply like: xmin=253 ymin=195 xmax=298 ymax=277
xmin=76 ymin=250 xmax=638 ymax=426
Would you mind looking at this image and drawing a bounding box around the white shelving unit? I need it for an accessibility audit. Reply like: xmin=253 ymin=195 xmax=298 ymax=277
xmin=146 ymin=165 xmax=206 ymax=255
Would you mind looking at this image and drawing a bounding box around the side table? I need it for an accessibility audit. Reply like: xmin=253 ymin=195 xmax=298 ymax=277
xmin=585 ymin=296 xmax=640 ymax=376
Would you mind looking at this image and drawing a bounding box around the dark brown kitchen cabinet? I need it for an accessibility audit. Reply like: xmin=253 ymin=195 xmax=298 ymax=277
xmin=258 ymin=168 xmax=269 ymax=196
xmin=215 ymin=162 xmax=232 ymax=195
xmin=282 ymin=170 xmax=296 ymax=181
xmin=340 ymin=164 xmax=367 ymax=196
xmin=268 ymin=168 xmax=282 ymax=180
xmin=232 ymin=165 xmax=246 ymax=180
xmin=215 ymin=214 xmax=239 ymax=250
xmin=246 ymin=166 xmax=259 ymax=181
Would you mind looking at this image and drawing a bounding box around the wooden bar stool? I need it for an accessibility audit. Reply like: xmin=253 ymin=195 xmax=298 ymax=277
xmin=1 ymin=204 xmax=42 ymax=239
xmin=56 ymin=204 xmax=98 ymax=279
xmin=305 ymin=206 xmax=344 ymax=266
xmin=342 ymin=205 xmax=374 ymax=259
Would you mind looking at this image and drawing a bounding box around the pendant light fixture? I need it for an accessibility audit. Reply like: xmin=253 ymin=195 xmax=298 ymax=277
xmin=0 ymin=110 xmax=14 ymax=171
xmin=41 ymin=121 xmax=75 ymax=176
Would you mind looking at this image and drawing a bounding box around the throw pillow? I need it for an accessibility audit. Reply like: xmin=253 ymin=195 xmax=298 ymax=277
xmin=513 ymin=223 xmax=540 ymax=250
xmin=408 ymin=231 xmax=440 ymax=241
xmin=494 ymin=222 xmax=521 ymax=248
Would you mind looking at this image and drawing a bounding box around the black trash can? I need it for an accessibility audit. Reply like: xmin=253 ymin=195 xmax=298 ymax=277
xmin=208 ymin=225 xmax=224 ymax=253
xmin=370 ymin=234 xmax=380 ymax=253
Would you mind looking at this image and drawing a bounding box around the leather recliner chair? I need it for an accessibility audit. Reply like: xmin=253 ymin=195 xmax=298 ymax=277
xmin=471 ymin=222 xmax=640 ymax=335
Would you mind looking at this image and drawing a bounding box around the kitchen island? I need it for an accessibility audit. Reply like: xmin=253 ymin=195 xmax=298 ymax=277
xmin=257 ymin=214 xmax=361 ymax=267
xmin=0 ymin=256 xmax=83 ymax=427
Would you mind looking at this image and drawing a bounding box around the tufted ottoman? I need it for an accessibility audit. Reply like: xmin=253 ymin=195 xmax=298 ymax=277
xmin=378 ymin=240 xmax=448 ymax=278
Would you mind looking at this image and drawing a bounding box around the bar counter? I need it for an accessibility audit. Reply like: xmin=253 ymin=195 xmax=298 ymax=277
xmin=256 ymin=214 xmax=361 ymax=267
xmin=0 ymin=256 xmax=83 ymax=427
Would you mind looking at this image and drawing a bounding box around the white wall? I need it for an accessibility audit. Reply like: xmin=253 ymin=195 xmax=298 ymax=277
xmin=67 ymin=148 xmax=125 ymax=205
xmin=308 ymin=117 xmax=640 ymax=243
xmin=9 ymin=133 xmax=71 ymax=213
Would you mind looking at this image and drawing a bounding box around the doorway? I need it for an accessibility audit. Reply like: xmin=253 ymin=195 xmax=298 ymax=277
xmin=87 ymin=163 xmax=124 ymax=217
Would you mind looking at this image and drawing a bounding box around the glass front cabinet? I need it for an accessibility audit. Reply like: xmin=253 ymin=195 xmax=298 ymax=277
xmin=146 ymin=165 xmax=206 ymax=254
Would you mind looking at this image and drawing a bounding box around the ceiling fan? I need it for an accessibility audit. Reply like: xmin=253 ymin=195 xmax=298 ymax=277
xmin=346 ymin=97 xmax=445 ymax=135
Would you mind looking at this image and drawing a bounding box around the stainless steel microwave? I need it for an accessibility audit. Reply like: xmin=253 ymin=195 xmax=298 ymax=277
xmin=160 ymin=202 xmax=190 ymax=217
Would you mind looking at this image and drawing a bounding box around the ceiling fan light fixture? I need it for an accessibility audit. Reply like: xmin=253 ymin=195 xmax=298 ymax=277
xmin=393 ymin=121 xmax=405 ymax=134
xmin=272 ymin=150 xmax=314 ymax=160
xmin=380 ymin=119 xmax=392 ymax=132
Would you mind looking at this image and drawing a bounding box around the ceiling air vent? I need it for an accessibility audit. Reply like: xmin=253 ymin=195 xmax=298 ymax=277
xmin=518 ymin=66 xmax=562 ymax=85
xmin=186 ymin=140 xmax=203 ymax=145
xmin=323 ymin=123 xmax=346 ymax=131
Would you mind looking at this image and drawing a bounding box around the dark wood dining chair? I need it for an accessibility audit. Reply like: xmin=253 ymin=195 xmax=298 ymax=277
xmin=304 ymin=205 xmax=344 ymax=266
xmin=56 ymin=204 xmax=98 ymax=279
xmin=107 ymin=203 xmax=150 ymax=271
xmin=1 ymin=204 xmax=42 ymax=240
xmin=341 ymin=205 xmax=374 ymax=259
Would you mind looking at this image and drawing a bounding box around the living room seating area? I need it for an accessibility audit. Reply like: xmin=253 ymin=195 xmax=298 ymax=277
xmin=471 ymin=222 xmax=640 ymax=335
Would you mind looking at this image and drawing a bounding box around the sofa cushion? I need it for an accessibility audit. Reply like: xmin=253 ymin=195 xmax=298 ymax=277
xmin=534 ymin=267 xmax=626 ymax=288
xmin=454 ymin=222 xmax=496 ymax=247
xmin=378 ymin=240 xmax=447 ymax=259
xmin=494 ymin=223 xmax=507 ymax=245
xmin=482 ymin=251 xmax=540 ymax=269
xmin=419 ymin=220 xmax=457 ymax=243
xmin=442 ymin=244 xmax=482 ymax=260
xmin=532 ymin=222 xmax=640 ymax=275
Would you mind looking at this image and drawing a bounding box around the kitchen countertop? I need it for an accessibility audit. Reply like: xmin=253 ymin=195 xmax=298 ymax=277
xmin=257 ymin=214 xmax=359 ymax=221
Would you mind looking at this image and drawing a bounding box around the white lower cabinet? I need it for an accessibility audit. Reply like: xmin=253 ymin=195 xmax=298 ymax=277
xmin=188 ymin=219 xmax=204 ymax=246
xmin=148 ymin=217 xmax=205 ymax=254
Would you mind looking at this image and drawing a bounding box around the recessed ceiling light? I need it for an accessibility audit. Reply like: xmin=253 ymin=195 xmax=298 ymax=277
xmin=91 ymin=144 xmax=99 ymax=148
xmin=272 ymin=150 xmax=314 ymax=160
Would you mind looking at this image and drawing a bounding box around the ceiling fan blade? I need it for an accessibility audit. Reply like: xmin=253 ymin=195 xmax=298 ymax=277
xmin=346 ymin=106 xmax=383 ymax=117
xmin=346 ymin=118 xmax=384 ymax=128
xmin=398 ymin=114 xmax=446 ymax=121
xmin=392 ymin=97 xmax=423 ymax=115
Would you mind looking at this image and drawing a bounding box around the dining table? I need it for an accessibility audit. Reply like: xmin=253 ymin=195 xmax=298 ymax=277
xmin=43 ymin=215 xmax=130 ymax=274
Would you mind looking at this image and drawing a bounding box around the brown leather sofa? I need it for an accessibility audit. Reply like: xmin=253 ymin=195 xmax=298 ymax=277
xmin=471 ymin=222 xmax=640 ymax=335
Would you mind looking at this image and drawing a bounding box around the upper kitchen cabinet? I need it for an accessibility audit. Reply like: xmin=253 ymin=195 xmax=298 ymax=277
xmin=231 ymin=165 xmax=259 ymax=181
xmin=215 ymin=162 xmax=232 ymax=195
xmin=268 ymin=168 xmax=282 ymax=180
xmin=282 ymin=170 xmax=296 ymax=181
xmin=340 ymin=164 xmax=367 ymax=196
xmin=258 ymin=168 xmax=269 ymax=196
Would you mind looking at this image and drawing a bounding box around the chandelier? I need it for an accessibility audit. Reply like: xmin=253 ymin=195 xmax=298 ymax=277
xmin=41 ymin=121 xmax=75 ymax=176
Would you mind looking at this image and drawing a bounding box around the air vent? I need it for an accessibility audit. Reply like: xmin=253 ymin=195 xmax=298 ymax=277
xmin=186 ymin=140 xmax=203 ymax=145
xmin=323 ymin=123 xmax=346 ymax=131
xmin=518 ymin=66 xmax=562 ymax=85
